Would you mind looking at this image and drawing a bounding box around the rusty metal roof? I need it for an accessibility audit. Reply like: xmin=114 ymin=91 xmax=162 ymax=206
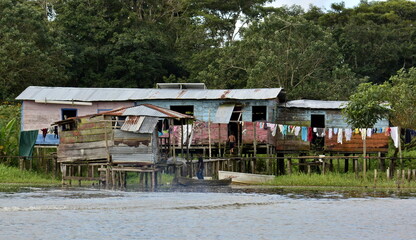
xmin=120 ymin=116 xmax=144 ymax=132
xmin=279 ymin=100 xmax=348 ymax=109
xmin=16 ymin=86 xmax=284 ymax=101
xmin=122 ymin=104 xmax=193 ymax=119
xmin=54 ymin=104 xmax=192 ymax=125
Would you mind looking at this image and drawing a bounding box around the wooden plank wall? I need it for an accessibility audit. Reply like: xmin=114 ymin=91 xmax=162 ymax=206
xmin=58 ymin=116 xmax=113 ymax=162
xmin=242 ymin=122 xmax=274 ymax=145
xmin=325 ymin=133 xmax=389 ymax=153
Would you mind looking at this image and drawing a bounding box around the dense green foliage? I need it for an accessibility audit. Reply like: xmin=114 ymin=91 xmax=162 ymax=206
xmin=1 ymin=0 xmax=416 ymax=101
xmin=0 ymin=104 xmax=20 ymax=163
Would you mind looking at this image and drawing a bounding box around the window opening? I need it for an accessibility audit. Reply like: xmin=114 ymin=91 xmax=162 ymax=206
xmin=170 ymin=105 xmax=194 ymax=125
xmin=252 ymin=106 xmax=267 ymax=122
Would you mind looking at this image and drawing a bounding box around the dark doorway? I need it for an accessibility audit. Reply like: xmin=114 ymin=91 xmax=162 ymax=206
xmin=61 ymin=108 xmax=77 ymax=120
xmin=311 ymin=114 xmax=325 ymax=150
xmin=170 ymin=105 xmax=194 ymax=125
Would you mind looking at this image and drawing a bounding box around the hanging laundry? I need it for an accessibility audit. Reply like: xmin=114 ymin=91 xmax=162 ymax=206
xmin=267 ymin=123 xmax=277 ymax=136
xmin=367 ymin=128 xmax=372 ymax=138
xmin=301 ymin=127 xmax=308 ymax=141
xmin=337 ymin=128 xmax=343 ymax=144
xmin=308 ymin=127 xmax=313 ymax=142
xmin=54 ymin=126 xmax=59 ymax=138
xmin=390 ymin=127 xmax=399 ymax=148
xmin=313 ymin=127 xmax=317 ymax=133
xmin=345 ymin=128 xmax=353 ymax=141
xmin=354 ymin=128 xmax=360 ymax=134
xmin=360 ymin=128 xmax=366 ymax=140
xmin=278 ymin=124 xmax=284 ymax=133
xmin=385 ymin=127 xmax=391 ymax=136
xmin=316 ymin=128 xmax=326 ymax=137
xmin=333 ymin=128 xmax=338 ymax=135
xmin=328 ymin=128 xmax=333 ymax=139
xmin=41 ymin=128 xmax=48 ymax=141
xmin=294 ymin=126 xmax=301 ymax=136
xmin=282 ymin=125 xmax=288 ymax=136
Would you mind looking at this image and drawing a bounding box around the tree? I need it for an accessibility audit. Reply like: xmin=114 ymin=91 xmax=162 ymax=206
xmin=194 ymin=11 xmax=364 ymax=100
xmin=0 ymin=0 xmax=68 ymax=100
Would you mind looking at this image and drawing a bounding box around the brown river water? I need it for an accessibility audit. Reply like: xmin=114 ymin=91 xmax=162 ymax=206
xmin=0 ymin=186 xmax=415 ymax=240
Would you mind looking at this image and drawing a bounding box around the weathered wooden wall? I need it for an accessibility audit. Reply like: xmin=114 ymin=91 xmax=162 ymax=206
xmin=22 ymin=100 xmax=134 ymax=145
xmin=325 ymin=133 xmax=389 ymax=153
xmin=275 ymin=107 xmax=390 ymax=153
xmin=58 ymin=115 xmax=158 ymax=164
xmin=58 ymin=115 xmax=112 ymax=162
xmin=242 ymin=122 xmax=274 ymax=145
xmin=110 ymin=129 xmax=155 ymax=164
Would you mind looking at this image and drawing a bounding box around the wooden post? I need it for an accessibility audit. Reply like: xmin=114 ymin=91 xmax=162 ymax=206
xmin=363 ymin=136 xmax=367 ymax=178
xmin=354 ymin=157 xmax=358 ymax=179
xmin=374 ymin=169 xmax=377 ymax=187
xmin=151 ymin=171 xmax=155 ymax=191
xmin=408 ymin=169 xmax=411 ymax=183
xmin=287 ymin=158 xmax=292 ymax=175
xmin=402 ymin=169 xmax=405 ymax=182
xmin=78 ymin=165 xmax=82 ymax=186
xmin=111 ymin=170 xmax=116 ymax=189
xmin=344 ymin=154 xmax=349 ymax=173
xmin=413 ymin=169 xmax=416 ymax=181
xmin=253 ymin=124 xmax=257 ymax=157
xmin=171 ymin=120 xmax=176 ymax=162
xmin=266 ymin=144 xmax=270 ymax=174
xmin=307 ymin=165 xmax=311 ymax=175
xmin=208 ymin=111 xmax=212 ymax=158
xmin=398 ymin=127 xmax=403 ymax=169
xmin=19 ymin=158 xmax=24 ymax=171
xmin=61 ymin=164 xmax=66 ymax=185
xmin=386 ymin=167 xmax=390 ymax=180
xmin=218 ymin=123 xmax=221 ymax=157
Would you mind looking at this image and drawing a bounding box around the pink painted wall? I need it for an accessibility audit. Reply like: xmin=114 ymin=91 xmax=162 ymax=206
xmin=22 ymin=101 xmax=134 ymax=131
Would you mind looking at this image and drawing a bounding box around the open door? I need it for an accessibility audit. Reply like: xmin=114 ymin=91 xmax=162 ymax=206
xmin=311 ymin=114 xmax=325 ymax=150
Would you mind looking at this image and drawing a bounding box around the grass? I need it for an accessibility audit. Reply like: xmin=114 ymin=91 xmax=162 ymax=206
xmin=267 ymin=172 xmax=416 ymax=188
xmin=0 ymin=164 xmax=60 ymax=184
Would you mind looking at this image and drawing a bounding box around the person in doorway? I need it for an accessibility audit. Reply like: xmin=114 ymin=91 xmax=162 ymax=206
xmin=196 ymin=156 xmax=204 ymax=180
xmin=228 ymin=133 xmax=236 ymax=154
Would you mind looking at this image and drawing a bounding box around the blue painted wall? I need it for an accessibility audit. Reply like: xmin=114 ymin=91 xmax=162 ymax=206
xmin=135 ymin=99 xmax=278 ymax=122
xmin=276 ymin=108 xmax=389 ymax=128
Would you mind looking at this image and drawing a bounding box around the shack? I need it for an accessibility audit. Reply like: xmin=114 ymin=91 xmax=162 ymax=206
xmin=276 ymin=100 xmax=390 ymax=153
xmin=54 ymin=104 xmax=193 ymax=187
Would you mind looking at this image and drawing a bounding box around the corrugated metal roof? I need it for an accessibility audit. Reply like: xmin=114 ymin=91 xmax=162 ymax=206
xmin=279 ymin=100 xmax=348 ymax=109
xmin=213 ymin=104 xmax=235 ymax=124
xmin=53 ymin=104 xmax=192 ymax=125
xmin=16 ymin=86 xmax=283 ymax=101
xmin=122 ymin=105 xmax=193 ymax=119
xmin=121 ymin=116 xmax=145 ymax=132
xmin=137 ymin=117 xmax=159 ymax=134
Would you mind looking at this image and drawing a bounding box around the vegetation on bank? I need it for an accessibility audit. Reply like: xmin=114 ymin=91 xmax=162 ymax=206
xmin=268 ymin=172 xmax=416 ymax=188
xmin=0 ymin=164 xmax=59 ymax=184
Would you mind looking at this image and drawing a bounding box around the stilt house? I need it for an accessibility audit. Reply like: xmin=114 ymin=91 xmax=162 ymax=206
xmin=276 ymin=100 xmax=390 ymax=153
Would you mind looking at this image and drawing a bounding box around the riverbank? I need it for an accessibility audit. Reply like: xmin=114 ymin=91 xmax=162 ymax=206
xmin=1 ymin=163 xmax=416 ymax=190
xmin=0 ymin=164 xmax=60 ymax=185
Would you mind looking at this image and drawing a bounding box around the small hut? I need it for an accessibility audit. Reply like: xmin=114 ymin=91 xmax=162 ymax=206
xmin=54 ymin=104 xmax=193 ymax=187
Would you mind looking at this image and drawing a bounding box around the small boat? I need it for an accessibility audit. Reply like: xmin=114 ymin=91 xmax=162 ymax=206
xmin=174 ymin=177 xmax=232 ymax=187
xmin=218 ymin=171 xmax=275 ymax=184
